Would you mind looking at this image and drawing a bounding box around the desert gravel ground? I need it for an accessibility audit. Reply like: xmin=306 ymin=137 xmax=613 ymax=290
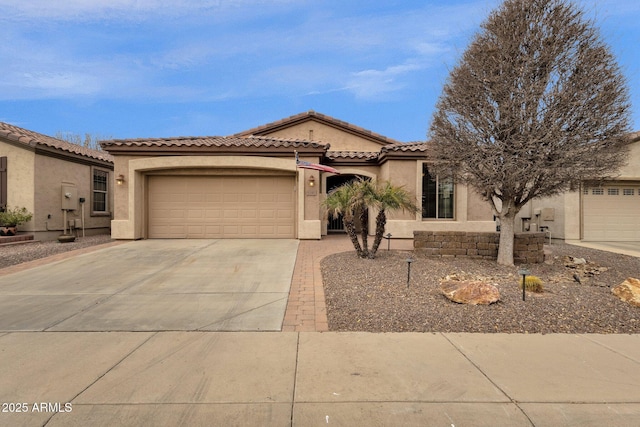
xmin=0 ymin=234 xmax=115 ymax=270
xmin=322 ymin=242 xmax=640 ymax=333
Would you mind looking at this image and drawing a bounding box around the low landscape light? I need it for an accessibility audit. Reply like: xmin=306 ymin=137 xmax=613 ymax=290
xmin=406 ymin=257 xmax=413 ymax=289
xmin=518 ymin=268 xmax=530 ymax=301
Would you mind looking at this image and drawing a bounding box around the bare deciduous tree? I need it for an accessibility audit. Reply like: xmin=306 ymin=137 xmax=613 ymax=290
xmin=428 ymin=0 xmax=631 ymax=265
xmin=55 ymin=132 xmax=111 ymax=151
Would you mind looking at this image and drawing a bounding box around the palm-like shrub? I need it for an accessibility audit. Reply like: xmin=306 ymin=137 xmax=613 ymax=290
xmin=324 ymin=181 xmax=367 ymax=258
xmin=368 ymin=181 xmax=418 ymax=256
xmin=324 ymin=179 xmax=418 ymax=259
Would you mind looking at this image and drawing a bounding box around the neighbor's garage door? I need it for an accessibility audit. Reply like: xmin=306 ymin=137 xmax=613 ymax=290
xmin=583 ymin=184 xmax=640 ymax=241
xmin=148 ymin=175 xmax=295 ymax=238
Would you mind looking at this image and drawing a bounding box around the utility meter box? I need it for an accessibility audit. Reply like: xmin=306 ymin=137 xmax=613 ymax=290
xmin=61 ymin=185 xmax=78 ymax=210
xmin=541 ymin=207 xmax=555 ymax=221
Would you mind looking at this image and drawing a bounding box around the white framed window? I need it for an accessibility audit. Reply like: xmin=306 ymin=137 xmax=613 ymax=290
xmin=623 ymin=189 xmax=634 ymax=196
xmin=92 ymin=167 xmax=109 ymax=215
xmin=422 ymin=164 xmax=454 ymax=219
xmin=607 ymin=188 xmax=619 ymax=196
xmin=592 ymin=188 xmax=604 ymax=195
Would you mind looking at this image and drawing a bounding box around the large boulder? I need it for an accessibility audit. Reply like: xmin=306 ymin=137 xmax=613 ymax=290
xmin=612 ymin=278 xmax=640 ymax=307
xmin=440 ymin=280 xmax=500 ymax=305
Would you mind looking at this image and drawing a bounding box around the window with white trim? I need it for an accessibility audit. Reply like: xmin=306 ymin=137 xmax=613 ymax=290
xmin=592 ymin=188 xmax=604 ymax=195
xmin=623 ymin=189 xmax=634 ymax=196
xmin=607 ymin=188 xmax=619 ymax=196
xmin=92 ymin=168 xmax=109 ymax=214
xmin=422 ymin=164 xmax=454 ymax=219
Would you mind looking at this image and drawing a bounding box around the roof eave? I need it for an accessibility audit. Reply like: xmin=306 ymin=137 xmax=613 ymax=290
xmin=234 ymin=111 xmax=400 ymax=146
xmin=101 ymin=144 xmax=328 ymax=157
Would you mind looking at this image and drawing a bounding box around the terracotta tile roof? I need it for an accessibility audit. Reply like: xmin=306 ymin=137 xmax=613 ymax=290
xmin=0 ymin=122 xmax=113 ymax=163
xmin=380 ymin=141 xmax=429 ymax=153
xmin=326 ymin=151 xmax=379 ymax=160
xmin=233 ymin=110 xmax=401 ymax=145
xmin=628 ymin=131 xmax=640 ymax=143
xmin=101 ymin=135 xmax=329 ymax=150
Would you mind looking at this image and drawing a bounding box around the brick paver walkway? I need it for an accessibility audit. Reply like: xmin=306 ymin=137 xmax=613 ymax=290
xmin=282 ymin=235 xmax=414 ymax=332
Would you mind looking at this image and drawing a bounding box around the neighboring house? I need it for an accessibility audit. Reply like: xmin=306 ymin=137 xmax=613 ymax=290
xmin=100 ymin=110 xmax=639 ymax=242
xmin=0 ymin=122 xmax=114 ymax=240
xmin=520 ymin=132 xmax=640 ymax=241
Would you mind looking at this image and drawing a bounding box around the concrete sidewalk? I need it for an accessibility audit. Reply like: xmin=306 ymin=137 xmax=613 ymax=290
xmin=1 ymin=332 xmax=639 ymax=426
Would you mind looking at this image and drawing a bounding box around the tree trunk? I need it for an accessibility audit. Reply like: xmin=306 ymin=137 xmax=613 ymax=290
xmin=359 ymin=207 xmax=369 ymax=258
xmin=369 ymin=209 xmax=387 ymax=258
xmin=344 ymin=215 xmax=366 ymax=258
xmin=496 ymin=213 xmax=516 ymax=266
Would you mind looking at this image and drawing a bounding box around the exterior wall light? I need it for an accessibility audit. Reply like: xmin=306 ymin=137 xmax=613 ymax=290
xmin=308 ymin=176 xmax=315 ymax=187
xmin=116 ymin=174 xmax=125 ymax=185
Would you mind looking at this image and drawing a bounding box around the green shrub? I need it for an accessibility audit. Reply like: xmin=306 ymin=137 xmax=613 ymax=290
xmin=520 ymin=275 xmax=544 ymax=293
xmin=0 ymin=206 xmax=33 ymax=226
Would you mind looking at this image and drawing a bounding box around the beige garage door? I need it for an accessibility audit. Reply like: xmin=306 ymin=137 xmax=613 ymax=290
xmin=583 ymin=184 xmax=640 ymax=241
xmin=148 ymin=175 xmax=295 ymax=238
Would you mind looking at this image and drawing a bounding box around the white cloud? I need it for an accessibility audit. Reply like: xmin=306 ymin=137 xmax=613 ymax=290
xmin=345 ymin=62 xmax=426 ymax=100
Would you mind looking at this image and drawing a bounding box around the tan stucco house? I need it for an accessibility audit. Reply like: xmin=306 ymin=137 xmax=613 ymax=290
xmin=521 ymin=131 xmax=640 ymax=241
xmin=101 ymin=111 xmax=495 ymax=241
xmin=100 ymin=110 xmax=639 ymax=242
xmin=0 ymin=122 xmax=114 ymax=240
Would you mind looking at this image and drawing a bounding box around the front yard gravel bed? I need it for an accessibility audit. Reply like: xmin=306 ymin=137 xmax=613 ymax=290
xmin=322 ymin=242 xmax=640 ymax=333
xmin=0 ymin=234 xmax=115 ymax=269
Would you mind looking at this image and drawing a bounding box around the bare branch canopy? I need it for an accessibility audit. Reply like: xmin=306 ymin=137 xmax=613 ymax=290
xmin=428 ymin=0 xmax=631 ymax=265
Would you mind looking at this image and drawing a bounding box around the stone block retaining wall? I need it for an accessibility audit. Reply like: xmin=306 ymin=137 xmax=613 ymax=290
xmin=413 ymin=231 xmax=545 ymax=264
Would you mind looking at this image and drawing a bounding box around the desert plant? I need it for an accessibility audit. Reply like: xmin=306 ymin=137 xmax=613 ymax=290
xmin=520 ymin=275 xmax=544 ymax=293
xmin=324 ymin=179 xmax=418 ymax=259
xmin=324 ymin=181 xmax=367 ymax=258
xmin=0 ymin=206 xmax=33 ymax=226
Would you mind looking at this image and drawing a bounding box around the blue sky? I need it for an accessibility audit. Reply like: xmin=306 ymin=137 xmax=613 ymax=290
xmin=1 ymin=0 xmax=639 ymax=143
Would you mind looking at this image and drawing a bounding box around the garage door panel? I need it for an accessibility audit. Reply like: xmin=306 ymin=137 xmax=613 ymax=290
xmin=583 ymin=184 xmax=640 ymax=241
xmin=224 ymin=210 xmax=239 ymax=219
xmin=187 ymin=225 xmax=204 ymax=235
xmin=205 ymin=225 xmax=222 ymax=235
xmin=241 ymin=211 xmax=257 ymax=219
xmin=259 ymin=210 xmax=275 ymax=219
xmin=149 ymin=175 xmax=295 ymax=238
xmin=277 ymin=193 xmax=293 ymax=203
xmin=277 ymin=209 xmax=293 ymax=219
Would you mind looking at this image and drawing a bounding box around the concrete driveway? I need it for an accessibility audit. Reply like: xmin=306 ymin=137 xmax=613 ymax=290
xmin=0 ymin=239 xmax=299 ymax=332
xmin=566 ymin=240 xmax=640 ymax=258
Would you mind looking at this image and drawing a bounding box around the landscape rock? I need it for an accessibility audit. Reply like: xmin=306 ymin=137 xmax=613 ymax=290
xmin=440 ymin=280 xmax=500 ymax=305
xmin=612 ymin=278 xmax=640 ymax=307
xmin=564 ymin=256 xmax=609 ymax=278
